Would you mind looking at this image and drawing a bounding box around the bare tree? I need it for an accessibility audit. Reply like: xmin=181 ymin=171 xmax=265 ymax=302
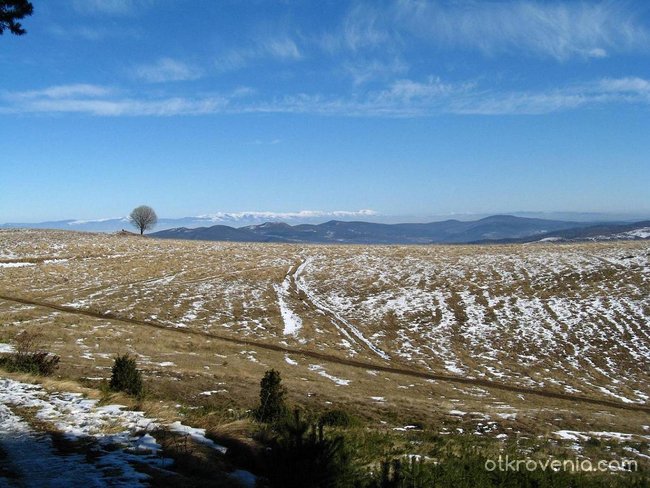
xmin=129 ymin=205 xmax=158 ymax=235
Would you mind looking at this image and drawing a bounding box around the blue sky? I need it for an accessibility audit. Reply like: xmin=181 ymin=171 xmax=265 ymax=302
xmin=1 ymin=0 xmax=649 ymax=223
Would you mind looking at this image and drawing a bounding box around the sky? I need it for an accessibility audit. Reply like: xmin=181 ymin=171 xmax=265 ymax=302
xmin=1 ymin=0 xmax=649 ymax=223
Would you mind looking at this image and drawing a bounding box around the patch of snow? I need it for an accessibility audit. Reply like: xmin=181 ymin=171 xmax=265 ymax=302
xmin=274 ymin=266 xmax=302 ymax=335
xmin=444 ymin=361 xmax=465 ymax=375
xmin=308 ymin=364 xmax=350 ymax=386
xmin=496 ymin=412 xmax=517 ymax=420
xmin=168 ymin=421 xmax=227 ymax=453
xmin=0 ymin=262 xmax=35 ymax=268
xmin=0 ymin=378 xmax=165 ymax=486
xmin=598 ymin=386 xmax=634 ymax=404
xmin=134 ymin=433 xmax=161 ymax=453
xmin=554 ymin=430 xmax=636 ymax=442
xmin=199 ymin=390 xmax=227 ymax=396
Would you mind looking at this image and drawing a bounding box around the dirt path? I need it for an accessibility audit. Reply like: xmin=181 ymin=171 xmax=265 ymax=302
xmin=1 ymin=293 xmax=649 ymax=414
xmin=290 ymin=258 xmax=390 ymax=360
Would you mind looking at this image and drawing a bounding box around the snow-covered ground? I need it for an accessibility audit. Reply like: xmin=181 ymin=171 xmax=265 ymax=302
xmin=0 ymin=377 xmax=227 ymax=487
xmin=274 ymin=265 xmax=303 ymax=335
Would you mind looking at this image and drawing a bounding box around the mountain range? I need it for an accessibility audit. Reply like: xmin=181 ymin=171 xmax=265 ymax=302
xmin=150 ymin=215 xmax=650 ymax=244
xmin=0 ymin=211 xmax=382 ymax=233
xmin=3 ymin=214 xmax=648 ymax=245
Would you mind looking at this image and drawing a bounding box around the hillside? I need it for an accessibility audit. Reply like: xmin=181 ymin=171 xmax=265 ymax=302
xmin=1 ymin=229 xmax=648 ymax=484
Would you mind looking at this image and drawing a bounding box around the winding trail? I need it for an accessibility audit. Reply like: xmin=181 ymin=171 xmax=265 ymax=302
xmin=1 ymin=293 xmax=649 ymax=413
xmin=290 ymin=258 xmax=390 ymax=360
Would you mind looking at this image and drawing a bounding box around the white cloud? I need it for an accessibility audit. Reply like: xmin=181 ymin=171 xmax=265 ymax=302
xmin=10 ymin=84 xmax=113 ymax=99
xmin=321 ymin=4 xmax=392 ymax=53
xmin=588 ymin=48 xmax=608 ymax=59
xmin=133 ymin=58 xmax=203 ymax=83
xmin=215 ymin=36 xmax=302 ymax=72
xmin=393 ymin=0 xmax=649 ymax=61
xmin=3 ymin=76 xmax=649 ymax=117
xmin=249 ymin=138 xmax=282 ymax=145
xmin=197 ymin=210 xmax=378 ymax=223
xmin=0 ymin=85 xmax=226 ymax=116
xmin=449 ymin=77 xmax=650 ymax=115
xmin=598 ymin=77 xmax=650 ymax=93
xmin=375 ymin=77 xmax=467 ymax=102
xmin=72 ymin=0 xmax=150 ymax=15
xmin=20 ymin=97 xmax=225 ymax=117
xmin=344 ymin=57 xmax=409 ymax=85
xmin=265 ymin=38 xmax=302 ymax=60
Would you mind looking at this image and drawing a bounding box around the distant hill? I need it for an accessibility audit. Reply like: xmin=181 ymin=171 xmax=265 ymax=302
xmin=153 ymin=225 xmax=283 ymax=243
xmin=151 ymin=215 xmax=611 ymax=244
xmin=496 ymin=220 xmax=650 ymax=244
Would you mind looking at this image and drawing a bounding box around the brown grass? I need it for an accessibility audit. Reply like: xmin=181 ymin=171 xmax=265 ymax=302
xmin=0 ymin=229 xmax=648 ymax=452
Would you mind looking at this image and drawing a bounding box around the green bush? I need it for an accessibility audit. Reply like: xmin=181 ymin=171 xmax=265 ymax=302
xmin=0 ymin=351 xmax=60 ymax=376
xmin=109 ymin=354 xmax=143 ymax=397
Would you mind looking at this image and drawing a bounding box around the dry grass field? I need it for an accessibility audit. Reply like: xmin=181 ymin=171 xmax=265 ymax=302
xmin=0 ymin=228 xmax=648 ymax=473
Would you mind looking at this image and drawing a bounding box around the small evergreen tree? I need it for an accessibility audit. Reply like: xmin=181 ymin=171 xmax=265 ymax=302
xmin=264 ymin=409 xmax=356 ymax=488
xmin=255 ymin=369 xmax=287 ymax=423
xmin=109 ymin=354 xmax=143 ymax=397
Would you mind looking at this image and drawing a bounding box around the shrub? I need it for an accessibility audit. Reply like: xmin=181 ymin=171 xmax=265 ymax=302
xmin=255 ymin=369 xmax=287 ymax=423
xmin=0 ymin=330 xmax=60 ymax=376
xmin=319 ymin=409 xmax=353 ymax=428
xmin=8 ymin=351 xmax=60 ymax=376
xmin=109 ymin=354 xmax=143 ymax=397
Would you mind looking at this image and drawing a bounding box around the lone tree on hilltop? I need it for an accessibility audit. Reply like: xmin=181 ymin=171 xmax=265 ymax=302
xmin=1 ymin=0 xmax=34 ymax=36
xmin=129 ymin=205 xmax=158 ymax=235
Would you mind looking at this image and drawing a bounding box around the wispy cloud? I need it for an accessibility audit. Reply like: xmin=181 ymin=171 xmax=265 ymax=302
xmin=48 ymin=23 xmax=141 ymax=41
xmin=318 ymin=3 xmax=406 ymax=85
xmin=9 ymin=98 xmax=226 ymax=117
xmin=321 ymin=4 xmax=393 ymax=53
xmin=265 ymin=38 xmax=302 ymax=60
xmin=215 ymin=36 xmax=302 ymax=72
xmin=11 ymin=84 xmax=114 ymax=99
xmin=71 ymin=0 xmax=150 ymax=16
xmin=344 ymin=57 xmax=409 ymax=85
xmin=246 ymin=75 xmax=650 ymax=116
xmin=598 ymin=76 xmax=650 ymax=93
xmin=133 ymin=58 xmax=203 ymax=83
xmin=2 ymin=76 xmax=649 ymax=117
xmin=248 ymin=138 xmax=282 ymax=146
xmin=393 ymin=0 xmax=649 ymax=60
xmin=451 ymin=77 xmax=650 ymax=115
xmin=0 ymin=84 xmax=226 ymax=116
